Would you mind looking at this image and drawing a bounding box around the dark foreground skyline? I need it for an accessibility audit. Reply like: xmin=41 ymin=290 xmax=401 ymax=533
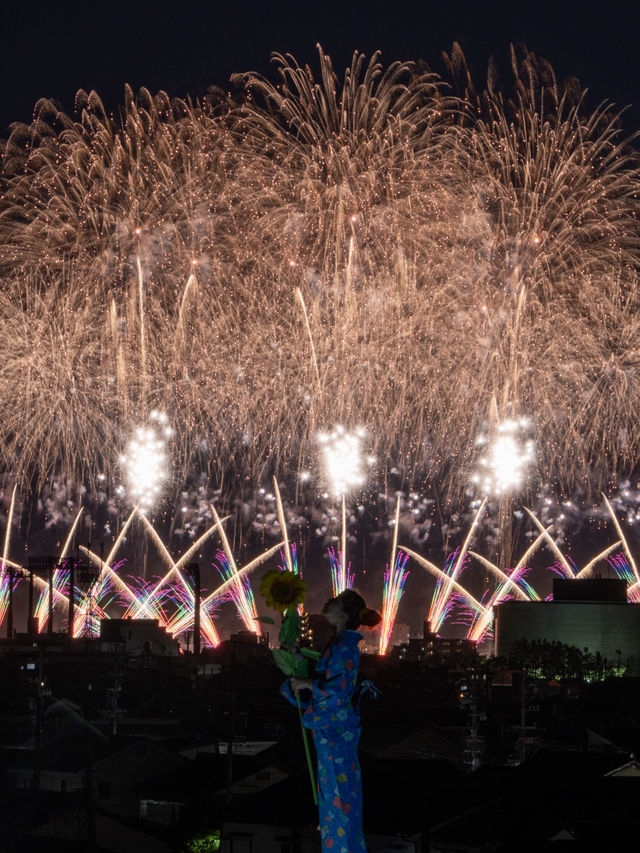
xmin=1 ymin=629 xmax=640 ymax=851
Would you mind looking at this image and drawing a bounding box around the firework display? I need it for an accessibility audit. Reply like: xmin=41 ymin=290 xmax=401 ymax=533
xmin=0 ymin=45 xmax=638 ymax=500
xmin=1 ymin=44 xmax=640 ymax=648
xmin=328 ymin=545 xmax=354 ymax=598
xmin=0 ymin=499 xmax=284 ymax=644
xmin=472 ymin=419 xmax=536 ymax=497
xmin=379 ymin=551 xmax=409 ymax=655
xmin=0 ymin=484 xmax=638 ymax=646
xmin=318 ymin=428 xmax=369 ymax=499
xmin=120 ymin=411 xmax=173 ymax=511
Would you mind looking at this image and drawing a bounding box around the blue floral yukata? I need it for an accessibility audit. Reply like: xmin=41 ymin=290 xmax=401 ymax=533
xmin=282 ymin=629 xmax=367 ymax=852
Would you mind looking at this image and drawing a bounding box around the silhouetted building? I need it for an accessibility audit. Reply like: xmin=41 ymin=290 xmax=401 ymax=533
xmin=495 ymin=578 xmax=640 ymax=671
xmin=100 ymin=618 xmax=179 ymax=656
xmin=390 ymin=621 xmax=410 ymax=647
xmin=392 ymin=622 xmax=476 ymax=663
xmin=229 ymin=629 xmax=264 ymax=644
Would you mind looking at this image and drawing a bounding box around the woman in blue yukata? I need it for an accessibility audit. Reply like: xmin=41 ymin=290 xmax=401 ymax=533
xmin=282 ymin=588 xmax=381 ymax=852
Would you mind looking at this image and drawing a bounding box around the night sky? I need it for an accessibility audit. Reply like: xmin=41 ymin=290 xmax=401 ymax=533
xmin=1 ymin=0 xmax=639 ymax=136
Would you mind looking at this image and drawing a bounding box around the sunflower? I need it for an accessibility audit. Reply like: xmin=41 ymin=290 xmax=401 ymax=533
xmin=260 ymin=569 xmax=306 ymax=613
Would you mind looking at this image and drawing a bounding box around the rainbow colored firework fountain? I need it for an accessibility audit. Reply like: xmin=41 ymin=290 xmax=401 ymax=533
xmin=0 ymin=495 xmax=283 ymax=646
xmin=1 ymin=483 xmax=639 ymax=650
xmin=379 ymin=551 xmax=409 ymax=655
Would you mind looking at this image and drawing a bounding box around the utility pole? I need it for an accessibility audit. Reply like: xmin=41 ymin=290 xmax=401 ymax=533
xmin=66 ymin=558 xmax=98 ymax=640
xmin=85 ymin=680 xmax=96 ymax=847
xmin=33 ymin=644 xmax=49 ymax=791
xmin=519 ymin=668 xmax=527 ymax=765
xmin=27 ymin=562 xmax=35 ymax=636
xmin=106 ymin=653 xmax=123 ymax=737
xmin=186 ymin=562 xmax=201 ymax=657
xmin=466 ymin=667 xmax=483 ymax=772
xmin=47 ymin=557 xmax=54 ymax=635
xmin=6 ymin=564 xmax=13 ymax=638
xmin=68 ymin=559 xmax=75 ymax=640
xmin=226 ymin=637 xmax=237 ymax=803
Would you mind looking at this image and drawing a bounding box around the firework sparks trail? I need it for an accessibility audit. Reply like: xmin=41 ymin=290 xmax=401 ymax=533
xmin=136 ymin=253 xmax=147 ymax=397
xmin=164 ymin=576 xmax=221 ymax=648
xmin=464 ymin=522 xmax=567 ymax=642
xmin=428 ymin=499 xmax=487 ymax=632
xmin=278 ymin=541 xmax=299 ymax=576
xmin=0 ymin=490 xmax=279 ymax=643
xmin=318 ymin=428 xmax=369 ymax=500
xmin=470 ymin=536 xmax=545 ymax=600
xmin=120 ymin=508 xmax=234 ymax=643
xmin=296 ymin=287 xmax=321 ymax=390
xmin=121 ymin=512 xmax=192 ymax=620
xmin=210 ymin=504 xmax=261 ymax=635
xmin=4 ymin=483 xmax=640 ymax=644
xmin=199 ymin=543 xmax=285 ymax=604
xmin=272 ymin=480 xmax=306 ymax=616
xmin=38 ymin=563 xmax=71 ymax=629
xmin=466 ymin=559 xmax=538 ymax=643
xmin=34 ymin=507 xmax=84 ymax=630
xmin=120 ymin=412 xmax=173 ymax=512
xmin=607 ymin=554 xmax=640 ymax=603
xmin=0 ymin=45 xmax=638 ymax=506
xmin=401 ymin=545 xmax=490 ymax=627
xmin=244 ymin=483 xmax=307 ymax=623
xmin=599 ymin=494 xmax=640 ymax=586
xmin=74 ymin=506 xmax=233 ymax=641
xmin=378 ymin=495 xmax=406 ymax=652
xmin=574 ymin=541 xmax=624 ymax=579
xmin=14 ymin=507 xmax=143 ymax=637
xmin=0 ymin=486 xmax=18 ymax=626
xmin=379 ymin=550 xmax=409 ymax=655
xmin=79 ymin=509 xmax=159 ymax=622
xmin=71 ymin=562 xmax=119 ymax=638
xmin=273 ymin=478 xmax=294 ymax=574
xmin=472 ymin=419 xmax=536 ymax=496
xmin=0 ymin=569 xmax=19 ymax=631
xmin=32 ymin=509 xmax=158 ymax=637
xmin=327 ymin=494 xmax=355 ymax=597
xmin=23 ymin=552 xmax=123 ymax=640
xmin=448 ymin=502 xmax=634 ymax=641
xmin=328 ymin=545 xmax=354 ymax=598
xmin=607 ymin=553 xmax=635 ymax=585
xmin=341 ymin=496 xmax=347 ymax=587
xmin=215 ymin=550 xmax=259 ymax=633
xmin=432 ymin=550 xmax=470 ymax=632
xmin=523 ymin=508 xmax=576 ymax=578
xmin=478 ymin=514 xmax=630 ymax=640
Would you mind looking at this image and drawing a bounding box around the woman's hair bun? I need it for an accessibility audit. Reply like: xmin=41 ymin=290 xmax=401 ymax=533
xmin=335 ymin=589 xmax=382 ymax=629
xmin=358 ymin=606 xmax=382 ymax=628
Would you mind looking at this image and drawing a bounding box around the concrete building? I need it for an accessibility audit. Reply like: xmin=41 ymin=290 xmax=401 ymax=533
xmin=495 ymin=578 xmax=640 ymax=671
xmin=391 ymin=622 xmax=476 ymax=664
xmin=99 ymin=618 xmax=180 ymax=656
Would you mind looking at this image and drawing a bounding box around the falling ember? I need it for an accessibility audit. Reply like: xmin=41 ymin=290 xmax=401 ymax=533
xmin=318 ymin=427 xmax=370 ymax=499
xmin=472 ymin=419 xmax=536 ymax=497
xmin=120 ymin=412 xmax=172 ymax=512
